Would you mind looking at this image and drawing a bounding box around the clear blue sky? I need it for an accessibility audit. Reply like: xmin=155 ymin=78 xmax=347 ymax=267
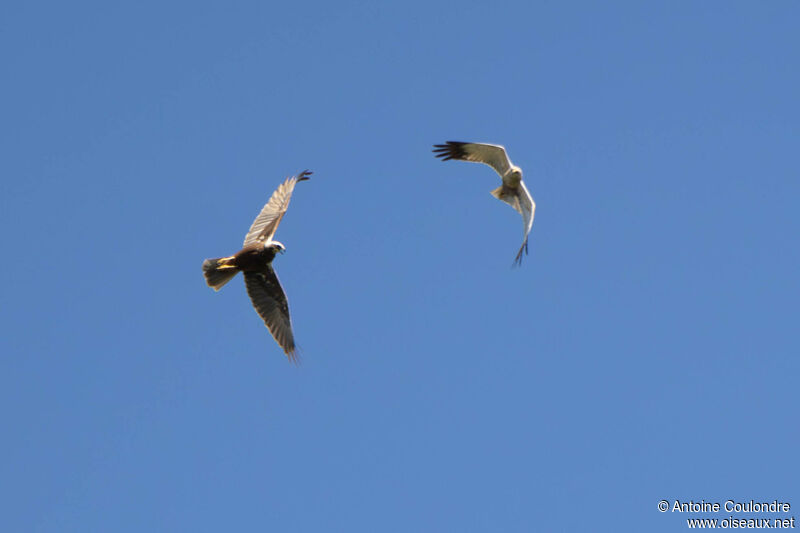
xmin=2 ymin=1 xmax=798 ymax=531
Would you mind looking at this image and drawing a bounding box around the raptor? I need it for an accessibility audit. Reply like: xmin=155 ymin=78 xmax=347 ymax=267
xmin=433 ymin=141 xmax=535 ymax=266
xmin=202 ymin=170 xmax=311 ymax=361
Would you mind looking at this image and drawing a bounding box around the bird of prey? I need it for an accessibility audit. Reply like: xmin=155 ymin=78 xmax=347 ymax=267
xmin=202 ymin=170 xmax=311 ymax=362
xmin=433 ymin=141 xmax=535 ymax=266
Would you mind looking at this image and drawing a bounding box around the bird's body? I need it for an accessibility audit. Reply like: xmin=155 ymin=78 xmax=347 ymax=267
xmin=223 ymin=243 xmax=281 ymax=273
xmin=433 ymin=141 xmax=535 ymax=266
xmin=202 ymin=170 xmax=311 ymax=362
xmin=202 ymin=242 xmax=282 ymax=289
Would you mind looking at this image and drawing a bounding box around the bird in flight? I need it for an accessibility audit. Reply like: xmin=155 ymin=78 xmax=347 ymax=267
xmin=202 ymin=170 xmax=312 ymax=362
xmin=433 ymin=141 xmax=535 ymax=266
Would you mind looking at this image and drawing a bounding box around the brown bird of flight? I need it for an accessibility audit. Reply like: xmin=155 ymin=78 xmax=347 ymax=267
xmin=202 ymin=170 xmax=311 ymax=362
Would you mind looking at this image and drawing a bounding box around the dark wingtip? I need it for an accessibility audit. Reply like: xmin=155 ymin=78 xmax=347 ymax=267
xmin=511 ymin=239 xmax=529 ymax=268
xmin=297 ymin=169 xmax=312 ymax=182
xmin=286 ymin=346 xmax=302 ymax=365
xmin=432 ymin=141 xmax=468 ymax=161
xmin=432 ymin=146 xmax=452 ymax=161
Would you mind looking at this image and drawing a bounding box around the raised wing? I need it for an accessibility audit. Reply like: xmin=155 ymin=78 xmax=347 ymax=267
xmin=243 ymin=170 xmax=312 ymax=247
xmin=432 ymin=142 xmax=513 ymax=178
xmin=512 ymin=181 xmax=536 ymax=267
xmin=244 ymin=267 xmax=297 ymax=362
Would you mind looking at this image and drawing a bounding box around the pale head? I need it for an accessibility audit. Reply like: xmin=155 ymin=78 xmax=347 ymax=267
xmin=267 ymin=241 xmax=286 ymax=254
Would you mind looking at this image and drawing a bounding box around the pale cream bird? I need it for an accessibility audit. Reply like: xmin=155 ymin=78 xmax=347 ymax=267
xmin=433 ymin=141 xmax=535 ymax=266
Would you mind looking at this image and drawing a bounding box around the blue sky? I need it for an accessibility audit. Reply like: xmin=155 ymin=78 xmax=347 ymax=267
xmin=2 ymin=1 xmax=798 ymax=531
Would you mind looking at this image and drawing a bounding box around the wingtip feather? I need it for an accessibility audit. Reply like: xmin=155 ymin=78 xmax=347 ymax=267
xmin=432 ymin=141 xmax=469 ymax=161
xmin=511 ymin=239 xmax=529 ymax=268
xmin=285 ymin=345 xmax=301 ymax=365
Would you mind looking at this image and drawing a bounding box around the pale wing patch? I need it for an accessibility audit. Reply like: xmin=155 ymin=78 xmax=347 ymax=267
xmin=433 ymin=141 xmax=513 ymax=178
xmin=242 ymin=170 xmax=311 ymax=247
xmin=513 ymin=181 xmax=536 ymax=267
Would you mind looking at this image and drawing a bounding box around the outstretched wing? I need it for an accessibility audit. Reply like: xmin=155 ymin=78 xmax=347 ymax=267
xmin=432 ymin=141 xmax=513 ymax=178
xmin=512 ymin=180 xmax=536 ymax=267
xmin=244 ymin=267 xmax=297 ymax=362
xmin=243 ymin=170 xmax=312 ymax=247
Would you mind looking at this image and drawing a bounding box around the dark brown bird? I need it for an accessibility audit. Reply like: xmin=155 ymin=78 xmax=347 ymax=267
xmin=202 ymin=170 xmax=311 ymax=362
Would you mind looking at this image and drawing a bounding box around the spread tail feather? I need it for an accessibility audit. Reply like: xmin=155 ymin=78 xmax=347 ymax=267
xmin=490 ymin=185 xmax=521 ymax=212
xmin=202 ymin=257 xmax=238 ymax=290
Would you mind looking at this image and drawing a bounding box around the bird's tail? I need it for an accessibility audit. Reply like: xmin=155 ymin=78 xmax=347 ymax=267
xmin=490 ymin=185 xmax=521 ymax=211
xmin=202 ymin=256 xmax=238 ymax=290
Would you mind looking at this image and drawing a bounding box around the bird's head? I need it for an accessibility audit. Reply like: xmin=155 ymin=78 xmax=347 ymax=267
xmin=267 ymin=241 xmax=286 ymax=254
xmin=510 ymin=165 xmax=523 ymax=180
